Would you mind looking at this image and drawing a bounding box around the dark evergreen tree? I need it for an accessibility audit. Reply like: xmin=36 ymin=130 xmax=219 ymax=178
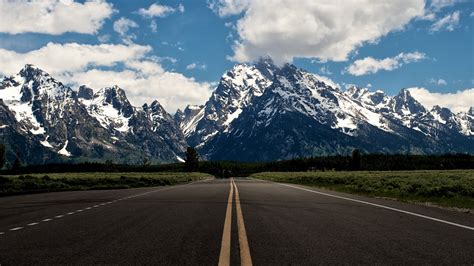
xmin=12 ymin=151 xmax=22 ymax=173
xmin=0 ymin=144 xmax=5 ymax=170
xmin=351 ymin=149 xmax=361 ymax=171
xmin=185 ymin=147 xmax=199 ymax=172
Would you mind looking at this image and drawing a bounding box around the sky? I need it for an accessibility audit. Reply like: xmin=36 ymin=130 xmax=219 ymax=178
xmin=0 ymin=0 xmax=473 ymax=113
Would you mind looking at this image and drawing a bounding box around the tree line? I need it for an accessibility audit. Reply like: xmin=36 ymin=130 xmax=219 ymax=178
xmin=2 ymin=146 xmax=473 ymax=177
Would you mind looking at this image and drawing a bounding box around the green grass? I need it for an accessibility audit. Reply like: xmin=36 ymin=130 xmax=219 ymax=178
xmin=0 ymin=172 xmax=213 ymax=195
xmin=250 ymin=170 xmax=474 ymax=209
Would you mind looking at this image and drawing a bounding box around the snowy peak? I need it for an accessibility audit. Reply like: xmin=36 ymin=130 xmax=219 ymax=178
xmin=182 ymin=60 xmax=274 ymax=146
xmin=390 ymin=88 xmax=426 ymax=115
xmin=78 ymin=85 xmax=94 ymax=100
xmin=94 ymin=85 xmax=134 ymax=118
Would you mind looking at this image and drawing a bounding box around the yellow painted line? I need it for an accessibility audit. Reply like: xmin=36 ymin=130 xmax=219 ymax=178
xmin=218 ymin=178 xmax=234 ymax=266
xmin=232 ymin=178 xmax=253 ymax=266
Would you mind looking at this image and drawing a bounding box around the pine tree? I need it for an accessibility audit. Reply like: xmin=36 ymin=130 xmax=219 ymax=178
xmin=351 ymin=149 xmax=361 ymax=171
xmin=12 ymin=151 xmax=22 ymax=173
xmin=185 ymin=147 xmax=199 ymax=172
xmin=0 ymin=144 xmax=5 ymax=170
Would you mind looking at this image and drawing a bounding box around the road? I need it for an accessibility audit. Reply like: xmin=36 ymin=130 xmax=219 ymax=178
xmin=0 ymin=178 xmax=473 ymax=265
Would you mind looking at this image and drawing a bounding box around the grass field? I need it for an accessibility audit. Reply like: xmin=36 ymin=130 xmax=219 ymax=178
xmin=0 ymin=172 xmax=213 ymax=195
xmin=250 ymin=170 xmax=474 ymax=209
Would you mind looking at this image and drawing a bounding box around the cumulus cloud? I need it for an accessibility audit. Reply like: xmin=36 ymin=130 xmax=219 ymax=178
xmin=408 ymin=87 xmax=474 ymax=113
xmin=346 ymin=52 xmax=426 ymax=76
xmin=113 ymin=17 xmax=139 ymax=43
xmin=430 ymin=11 xmax=460 ymax=32
xmin=0 ymin=43 xmax=212 ymax=112
xmin=319 ymin=66 xmax=332 ymax=75
xmin=0 ymin=42 xmax=151 ymax=75
xmin=0 ymin=0 xmax=114 ymax=35
xmin=428 ymin=78 xmax=448 ymax=86
xmin=209 ymin=0 xmax=425 ymax=64
xmin=186 ymin=63 xmax=207 ymax=70
xmin=430 ymin=0 xmax=457 ymax=11
xmin=138 ymin=3 xmax=184 ymax=18
xmin=150 ymin=20 xmax=158 ymax=33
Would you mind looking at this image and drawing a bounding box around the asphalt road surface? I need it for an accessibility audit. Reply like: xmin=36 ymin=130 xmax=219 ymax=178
xmin=0 ymin=178 xmax=473 ymax=265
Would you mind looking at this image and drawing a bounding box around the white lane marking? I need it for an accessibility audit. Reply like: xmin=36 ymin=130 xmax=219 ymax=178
xmin=2 ymin=178 xmax=214 ymax=234
xmin=218 ymin=178 xmax=234 ymax=266
xmin=272 ymin=182 xmax=474 ymax=231
xmin=232 ymin=178 xmax=253 ymax=266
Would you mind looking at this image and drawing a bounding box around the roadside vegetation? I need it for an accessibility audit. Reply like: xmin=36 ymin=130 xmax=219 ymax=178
xmin=250 ymin=170 xmax=474 ymax=209
xmin=0 ymin=172 xmax=213 ymax=196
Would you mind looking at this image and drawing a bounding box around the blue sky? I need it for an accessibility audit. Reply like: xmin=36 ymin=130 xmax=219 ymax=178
xmin=0 ymin=0 xmax=472 ymax=112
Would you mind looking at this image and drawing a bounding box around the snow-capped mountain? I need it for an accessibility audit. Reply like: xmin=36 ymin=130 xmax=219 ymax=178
xmin=195 ymin=60 xmax=473 ymax=161
xmin=178 ymin=58 xmax=275 ymax=147
xmin=0 ymin=62 xmax=472 ymax=164
xmin=0 ymin=65 xmax=185 ymax=164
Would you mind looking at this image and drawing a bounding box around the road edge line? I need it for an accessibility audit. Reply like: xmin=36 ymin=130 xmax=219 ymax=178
xmin=258 ymin=179 xmax=473 ymax=231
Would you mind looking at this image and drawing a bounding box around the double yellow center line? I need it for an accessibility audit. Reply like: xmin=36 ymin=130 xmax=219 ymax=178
xmin=218 ymin=178 xmax=252 ymax=266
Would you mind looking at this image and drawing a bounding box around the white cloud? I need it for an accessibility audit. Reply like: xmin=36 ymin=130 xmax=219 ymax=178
xmin=346 ymin=52 xmax=426 ymax=76
xmin=150 ymin=20 xmax=158 ymax=33
xmin=0 ymin=0 xmax=114 ymax=35
xmin=430 ymin=0 xmax=457 ymax=11
xmin=113 ymin=17 xmax=139 ymax=43
xmin=0 ymin=42 xmax=211 ymax=112
xmin=408 ymin=87 xmax=474 ymax=113
xmin=138 ymin=3 xmax=184 ymax=18
xmin=319 ymin=66 xmax=332 ymax=75
xmin=98 ymin=34 xmax=111 ymax=43
xmin=0 ymin=42 xmax=151 ymax=75
xmin=178 ymin=4 xmax=185 ymax=13
xmin=428 ymin=78 xmax=448 ymax=86
xmin=186 ymin=63 xmax=207 ymax=70
xmin=209 ymin=0 xmax=425 ymax=64
xmin=208 ymin=0 xmax=251 ymax=17
xmin=69 ymin=67 xmax=212 ymax=112
xmin=430 ymin=11 xmax=460 ymax=32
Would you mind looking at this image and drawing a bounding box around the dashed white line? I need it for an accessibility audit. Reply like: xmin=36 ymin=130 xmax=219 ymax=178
xmin=1 ymin=178 xmax=213 ymax=235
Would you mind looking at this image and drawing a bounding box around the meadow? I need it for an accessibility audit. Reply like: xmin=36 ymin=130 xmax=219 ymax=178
xmin=250 ymin=170 xmax=474 ymax=209
xmin=0 ymin=172 xmax=213 ymax=195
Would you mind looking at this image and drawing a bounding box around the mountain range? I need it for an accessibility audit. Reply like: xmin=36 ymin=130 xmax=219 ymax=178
xmin=0 ymin=60 xmax=473 ymax=165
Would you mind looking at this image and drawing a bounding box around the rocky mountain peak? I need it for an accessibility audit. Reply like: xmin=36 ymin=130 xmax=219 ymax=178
xmin=78 ymin=85 xmax=94 ymax=100
xmin=95 ymin=86 xmax=134 ymax=118
xmin=390 ymin=88 xmax=426 ymax=115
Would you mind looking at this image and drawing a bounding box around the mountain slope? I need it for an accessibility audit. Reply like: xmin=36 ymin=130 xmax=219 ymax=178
xmin=0 ymin=65 xmax=186 ymax=164
xmin=198 ymin=62 xmax=474 ymax=161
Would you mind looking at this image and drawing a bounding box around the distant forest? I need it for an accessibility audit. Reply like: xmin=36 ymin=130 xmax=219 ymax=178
xmin=4 ymin=151 xmax=474 ymax=178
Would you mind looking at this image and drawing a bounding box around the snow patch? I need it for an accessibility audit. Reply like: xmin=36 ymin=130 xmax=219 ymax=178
xmin=58 ymin=140 xmax=71 ymax=156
